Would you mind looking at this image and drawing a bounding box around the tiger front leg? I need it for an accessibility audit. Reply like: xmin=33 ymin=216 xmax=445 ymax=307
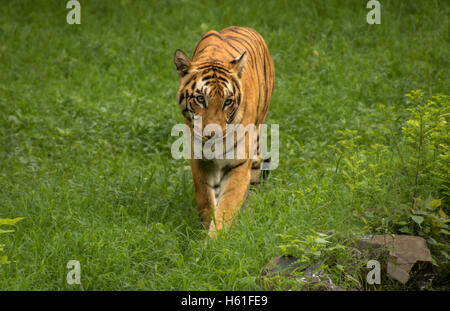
xmin=208 ymin=160 xmax=252 ymax=238
xmin=190 ymin=159 xmax=215 ymax=229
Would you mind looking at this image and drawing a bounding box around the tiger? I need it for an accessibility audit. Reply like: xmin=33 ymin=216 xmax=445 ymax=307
xmin=173 ymin=26 xmax=275 ymax=238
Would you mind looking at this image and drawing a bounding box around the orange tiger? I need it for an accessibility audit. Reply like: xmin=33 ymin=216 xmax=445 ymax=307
xmin=173 ymin=26 xmax=275 ymax=238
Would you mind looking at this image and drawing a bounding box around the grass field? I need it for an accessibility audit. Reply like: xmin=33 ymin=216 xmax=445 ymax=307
xmin=0 ymin=0 xmax=449 ymax=290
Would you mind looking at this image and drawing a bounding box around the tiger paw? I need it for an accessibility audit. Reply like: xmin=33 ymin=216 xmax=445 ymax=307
xmin=208 ymin=221 xmax=220 ymax=239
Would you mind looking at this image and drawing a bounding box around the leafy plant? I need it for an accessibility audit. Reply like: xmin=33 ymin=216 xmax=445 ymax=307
xmin=0 ymin=217 xmax=23 ymax=265
xmin=276 ymin=231 xmax=365 ymax=290
xmin=402 ymin=91 xmax=450 ymax=208
xmin=332 ymin=90 xmax=449 ymax=266
xmin=392 ymin=197 xmax=449 ymax=240
xmin=393 ymin=92 xmax=450 ymax=261
xmin=278 ymin=231 xmax=342 ymax=271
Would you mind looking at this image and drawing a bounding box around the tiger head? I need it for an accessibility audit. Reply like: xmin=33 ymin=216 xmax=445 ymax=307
xmin=174 ymin=49 xmax=248 ymax=141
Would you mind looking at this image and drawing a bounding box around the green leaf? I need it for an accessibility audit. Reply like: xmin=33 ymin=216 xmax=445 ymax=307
xmin=314 ymin=238 xmax=330 ymax=244
xmin=311 ymin=231 xmax=328 ymax=237
xmin=0 ymin=217 xmax=24 ymax=226
xmin=431 ymin=199 xmax=441 ymax=209
xmin=411 ymin=215 xmax=424 ymax=225
xmin=0 ymin=229 xmax=15 ymax=234
xmin=441 ymin=251 xmax=450 ymax=260
xmin=439 ymin=229 xmax=450 ymax=235
xmin=0 ymin=255 xmax=10 ymax=265
xmin=413 ymin=210 xmax=429 ymax=216
xmin=399 ymin=226 xmax=411 ymax=234
xmin=426 ymin=237 xmax=439 ymax=246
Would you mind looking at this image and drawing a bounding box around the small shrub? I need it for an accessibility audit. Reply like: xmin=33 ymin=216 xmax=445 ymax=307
xmin=276 ymin=231 xmax=364 ymax=290
xmin=0 ymin=217 xmax=23 ymax=265
xmin=332 ymin=90 xmax=449 ymax=264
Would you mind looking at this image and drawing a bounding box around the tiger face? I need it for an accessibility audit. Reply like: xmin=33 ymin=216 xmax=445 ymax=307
xmin=174 ymin=49 xmax=248 ymax=141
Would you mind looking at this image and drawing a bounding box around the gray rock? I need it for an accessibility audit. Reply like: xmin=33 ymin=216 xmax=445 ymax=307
xmin=356 ymin=234 xmax=433 ymax=286
xmin=296 ymin=261 xmax=345 ymax=291
xmin=260 ymin=234 xmax=433 ymax=290
xmin=260 ymin=256 xmax=345 ymax=291
xmin=260 ymin=255 xmax=303 ymax=277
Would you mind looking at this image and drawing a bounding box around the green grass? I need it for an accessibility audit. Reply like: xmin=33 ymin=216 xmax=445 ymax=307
xmin=0 ymin=0 xmax=449 ymax=290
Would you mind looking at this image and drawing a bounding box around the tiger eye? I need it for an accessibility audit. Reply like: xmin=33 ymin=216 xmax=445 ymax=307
xmin=196 ymin=95 xmax=205 ymax=104
xmin=224 ymin=98 xmax=233 ymax=106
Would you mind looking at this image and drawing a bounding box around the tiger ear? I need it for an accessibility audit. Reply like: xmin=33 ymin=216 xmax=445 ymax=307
xmin=230 ymin=52 xmax=248 ymax=78
xmin=174 ymin=49 xmax=191 ymax=78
